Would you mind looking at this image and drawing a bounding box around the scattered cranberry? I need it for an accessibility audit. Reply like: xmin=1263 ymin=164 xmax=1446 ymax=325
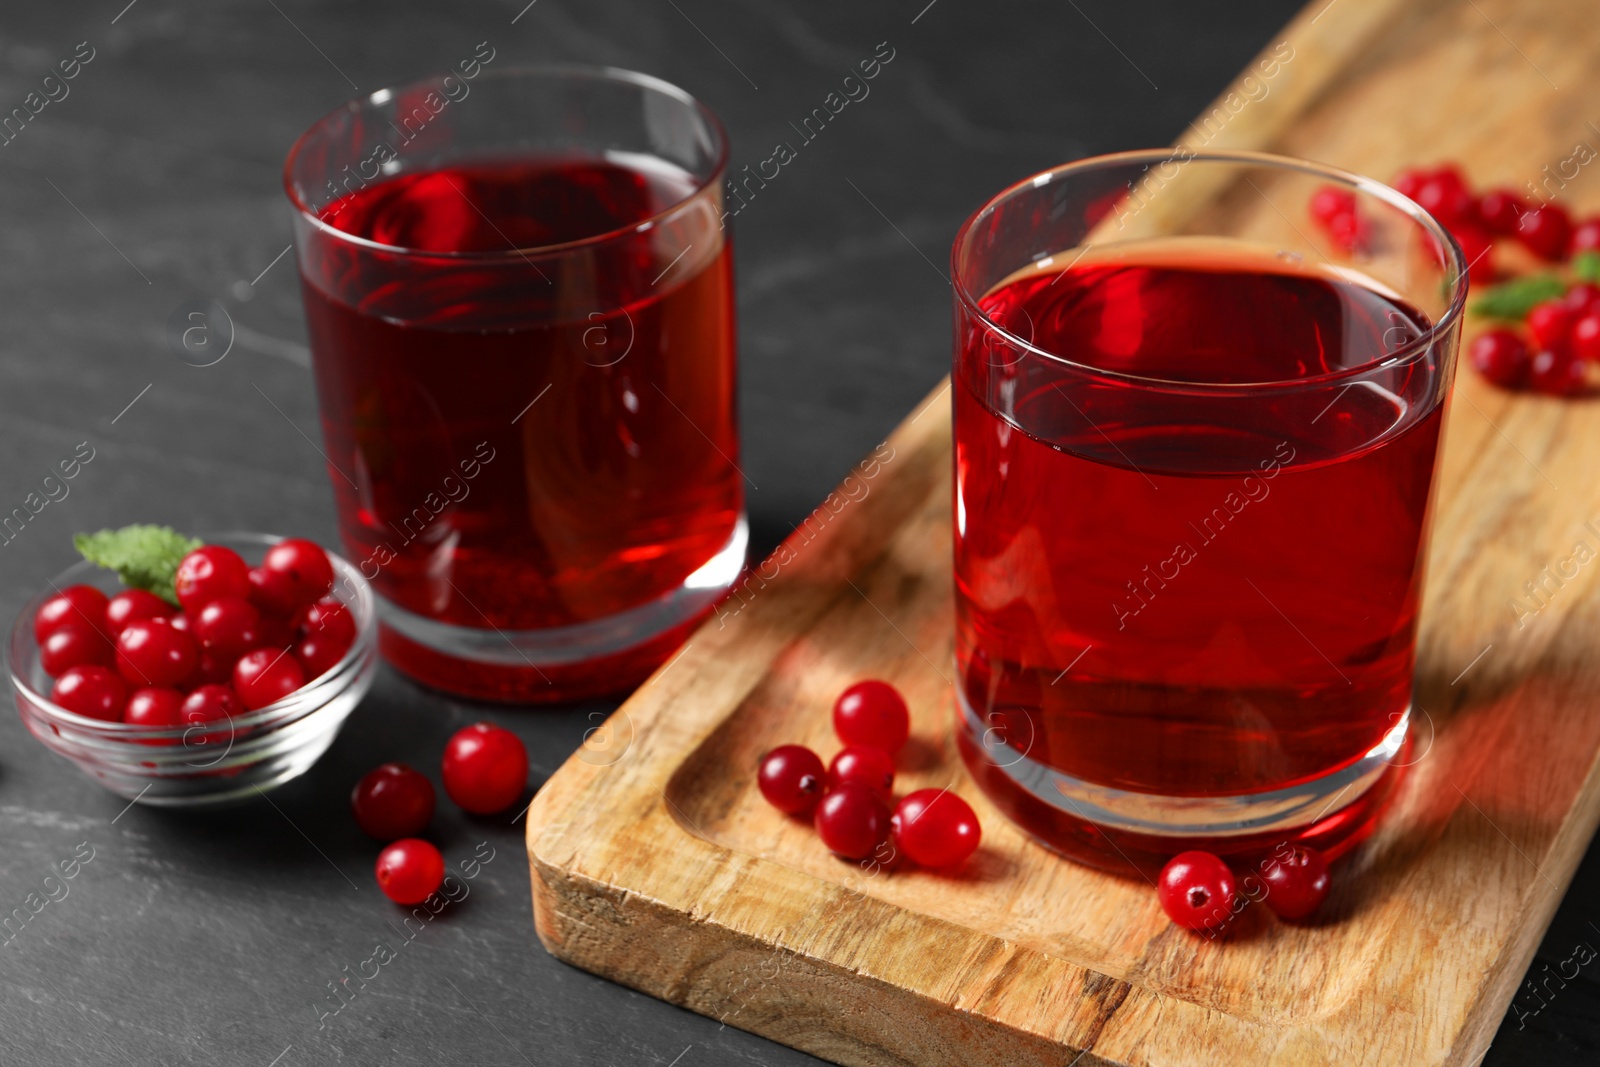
xmin=441 ymin=722 xmax=528 ymax=814
xmin=51 ymin=665 xmax=128 ymax=721
xmin=1530 ymin=349 xmax=1588 ymax=396
xmin=1157 ymin=851 xmax=1237 ymax=933
xmin=261 ymin=538 xmax=335 ymax=609
xmin=115 ymin=618 xmax=199 ymax=688
xmin=827 ymin=745 xmax=895 ymax=801
xmin=757 ymin=744 xmax=827 ymax=815
xmin=1415 ymin=169 xmax=1475 ymax=227
xmin=300 ymin=598 xmax=355 ymax=644
xmin=352 ymin=763 xmax=436 ymax=841
xmin=374 ymin=838 xmax=445 ymax=905
xmin=1527 ymin=299 xmax=1576 ymax=351
xmin=180 ymin=683 xmax=243 ymax=723
xmin=1468 ymin=329 xmax=1531 ymax=388
xmin=34 ymin=585 xmax=109 ymax=642
xmin=891 ymin=789 xmax=982 ymax=869
xmin=1309 ymin=186 xmax=1355 ymax=226
xmin=1565 ymin=283 xmax=1600 ymax=315
xmin=192 ymin=597 xmax=262 ymax=659
xmin=174 ymin=545 xmax=251 ymax=613
xmin=105 ymin=589 xmax=171 ymax=633
xmin=123 ymin=687 xmax=185 ymax=728
xmin=1572 ymin=216 xmax=1600 ymax=255
xmin=1453 ymin=224 xmax=1495 ymax=283
xmin=1326 ymin=210 xmax=1369 ymax=253
xmin=39 ymin=623 xmax=112 ymax=676
xmin=1516 ymin=202 xmax=1573 ymax=261
xmin=833 ymin=680 xmax=910 ymax=754
xmin=1476 ymin=188 xmax=1528 ymax=236
xmin=1260 ymin=845 xmax=1331 ymax=920
xmin=814 ymin=782 xmax=891 ymax=860
xmin=1392 ymin=166 xmax=1429 ymax=201
xmin=232 ymin=648 xmax=306 ymax=710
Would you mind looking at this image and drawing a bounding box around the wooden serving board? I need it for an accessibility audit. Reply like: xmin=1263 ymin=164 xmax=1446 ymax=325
xmin=526 ymin=1 xmax=1600 ymax=1063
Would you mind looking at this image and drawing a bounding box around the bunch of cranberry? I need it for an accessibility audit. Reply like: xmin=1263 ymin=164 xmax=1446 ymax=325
xmin=757 ymin=680 xmax=982 ymax=870
xmin=352 ymin=722 xmax=528 ymax=905
xmin=1157 ymin=844 xmax=1331 ymax=935
xmin=36 ymin=539 xmax=353 ymax=727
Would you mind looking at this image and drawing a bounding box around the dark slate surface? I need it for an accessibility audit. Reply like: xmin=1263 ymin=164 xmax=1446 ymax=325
xmin=0 ymin=1 xmax=1589 ymax=1064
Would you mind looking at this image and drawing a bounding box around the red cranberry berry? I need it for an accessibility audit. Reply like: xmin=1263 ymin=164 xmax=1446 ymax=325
xmin=832 ymin=680 xmax=911 ymax=754
xmin=1527 ymin=299 xmax=1576 ymax=351
xmin=1517 ymin=202 xmax=1573 ymax=261
xmin=891 ymin=789 xmax=982 ymax=869
xmin=248 ymin=565 xmax=302 ymax=617
xmin=1157 ymin=851 xmax=1237 ymax=933
xmin=105 ymin=589 xmax=171 ymax=633
xmin=300 ymin=598 xmax=355 ymax=644
xmin=352 ymin=764 xmax=436 ymax=841
xmin=1392 ymin=166 xmax=1430 ymax=201
xmin=374 ymin=838 xmax=445 ymax=905
xmin=1530 ymin=349 xmax=1587 ymax=397
xmin=813 ymin=782 xmax=891 ymax=861
xmin=1574 ymin=312 xmax=1600 ymax=362
xmin=1260 ymin=845 xmax=1331 ymax=920
xmin=1309 ymin=186 xmax=1356 ymax=226
xmin=123 ymin=687 xmax=185 ymax=728
xmin=261 ymin=538 xmax=335 ymax=610
xmin=174 ymin=545 xmax=251 ymax=613
xmin=1572 ymin=216 xmax=1600 ymax=256
xmin=1415 ymin=169 xmax=1475 ymax=227
xmin=441 ymin=722 xmax=529 ymax=815
xmin=827 ymin=745 xmax=895 ymax=801
xmin=232 ymin=648 xmax=306 ymax=710
xmin=757 ymin=744 xmax=827 ymax=815
xmin=194 ymin=651 xmax=235 ymax=686
xmin=1452 ymin=224 xmax=1495 ymax=283
xmin=192 ymin=597 xmax=262 ymax=659
xmin=181 ymin=683 xmax=243 ymax=723
xmin=1565 ymin=283 xmax=1600 ymax=315
xmin=51 ymin=665 xmax=128 ymax=721
xmin=115 ymin=618 xmax=199 ymax=688
xmin=1326 ymin=210 xmax=1369 ymax=253
xmin=34 ymin=585 xmax=109 ymax=642
xmin=1476 ymin=188 xmax=1529 ymax=236
xmin=295 ymin=624 xmax=354 ymax=680
xmin=39 ymin=623 xmax=112 ymax=676
xmin=1468 ymin=329 xmax=1530 ymax=388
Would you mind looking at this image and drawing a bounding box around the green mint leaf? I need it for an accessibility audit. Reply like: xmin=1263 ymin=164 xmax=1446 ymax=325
xmin=73 ymin=525 xmax=202 ymax=605
xmin=1470 ymin=274 xmax=1567 ymax=320
xmin=1574 ymin=251 xmax=1600 ymax=284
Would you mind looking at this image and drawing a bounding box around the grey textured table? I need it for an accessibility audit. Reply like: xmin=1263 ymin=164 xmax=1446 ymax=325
xmin=0 ymin=2 xmax=1593 ymax=1064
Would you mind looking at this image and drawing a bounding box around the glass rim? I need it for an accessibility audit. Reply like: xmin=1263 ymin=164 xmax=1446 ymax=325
xmin=950 ymin=148 xmax=1470 ymax=395
xmin=281 ymin=63 xmax=730 ymax=262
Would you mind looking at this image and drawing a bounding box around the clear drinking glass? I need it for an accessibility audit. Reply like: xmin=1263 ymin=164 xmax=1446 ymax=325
xmin=284 ymin=66 xmax=744 ymax=703
xmin=951 ymin=150 xmax=1466 ymax=874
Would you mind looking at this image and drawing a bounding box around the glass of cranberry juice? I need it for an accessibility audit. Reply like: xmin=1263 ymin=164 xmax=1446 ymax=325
xmin=284 ymin=68 xmax=743 ymax=703
xmin=951 ymin=150 xmax=1467 ymax=875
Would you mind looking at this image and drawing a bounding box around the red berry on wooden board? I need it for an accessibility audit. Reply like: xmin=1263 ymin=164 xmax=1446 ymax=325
xmin=115 ymin=618 xmax=199 ymax=688
xmin=1516 ymin=202 xmax=1573 ymax=261
xmin=34 ymin=585 xmax=110 ymax=643
xmin=1527 ymin=299 xmax=1576 ymax=351
xmin=832 ymin=680 xmax=911 ymax=754
xmin=39 ymin=623 xmax=112 ymax=677
xmin=375 ymin=838 xmax=446 ymax=905
xmin=1564 ymin=282 xmax=1600 ymax=316
xmin=1309 ymin=185 xmax=1356 ymax=225
xmin=1260 ymin=845 xmax=1332 ymax=921
xmin=123 ymin=687 xmax=186 ymax=728
xmin=174 ymin=545 xmax=252 ymax=613
xmin=1475 ymin=188 xmax=1529 ymax=236
xmin=1157 ymin=851 xmax=1238 ymax=933
xmin=757 ymin=744 xmax=827 ymax=816
xmin=1391 ymin=166 xmax=1429 ymax=201
xmin=232 ymin=648 xmax=306 ymax=710
xmin=192 ymin=597 xmax=263 ymax=659
xmin=352 ymin=763 xmax=436 ymax=841
xmin=441 ymin=722 xmax=529 ymax=815
xmin=1530 ymin=349 xmax=1588 ymax=397
xmin=814 ymin=782 xmax=891 ymax=861
xmin=260 ymin=538 xmax=335 ymax=609
xmin=1326 ymin=210 xmax=1369 ymax=253
xmin=51 ymin=665 xmax=128 ymax=721
xmin=1415 ymin=170 xmax=1475 ymax=227
xmin=1571 ymin=216 xmax=1600 ymax=256
xmin=1468 ymin=329 xmax=1531 ymax=389
xmin=891 ymin=789 xmax=982 ymax=869
xmin=1452 ymin=224 xmax=1495 ymax=284
xmin=105 ymin=589 xmax=171 ymax=634
xmin=827 ymin=745 xmax=895 ymax=801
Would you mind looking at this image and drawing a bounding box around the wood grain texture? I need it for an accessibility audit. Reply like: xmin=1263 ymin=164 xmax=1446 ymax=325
xmin=526 ymin=1 xmax=1600 ymax=1063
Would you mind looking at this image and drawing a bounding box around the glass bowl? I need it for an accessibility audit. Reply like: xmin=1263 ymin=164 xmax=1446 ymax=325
xmin=8 ymin=533 xmax=377 ymax=808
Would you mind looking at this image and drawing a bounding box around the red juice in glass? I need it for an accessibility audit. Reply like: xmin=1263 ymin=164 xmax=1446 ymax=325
xmin=950 ymin=153 xmax=1465 ymax=874
xmin=286 ymin=70 xmax=744 ymax=703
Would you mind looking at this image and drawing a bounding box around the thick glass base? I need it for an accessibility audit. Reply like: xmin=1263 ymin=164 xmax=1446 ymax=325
xmin=956 ymin=687 xmax=1408 ymax=878
xmin=377 ymin=516 xmax=747 ymax=704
